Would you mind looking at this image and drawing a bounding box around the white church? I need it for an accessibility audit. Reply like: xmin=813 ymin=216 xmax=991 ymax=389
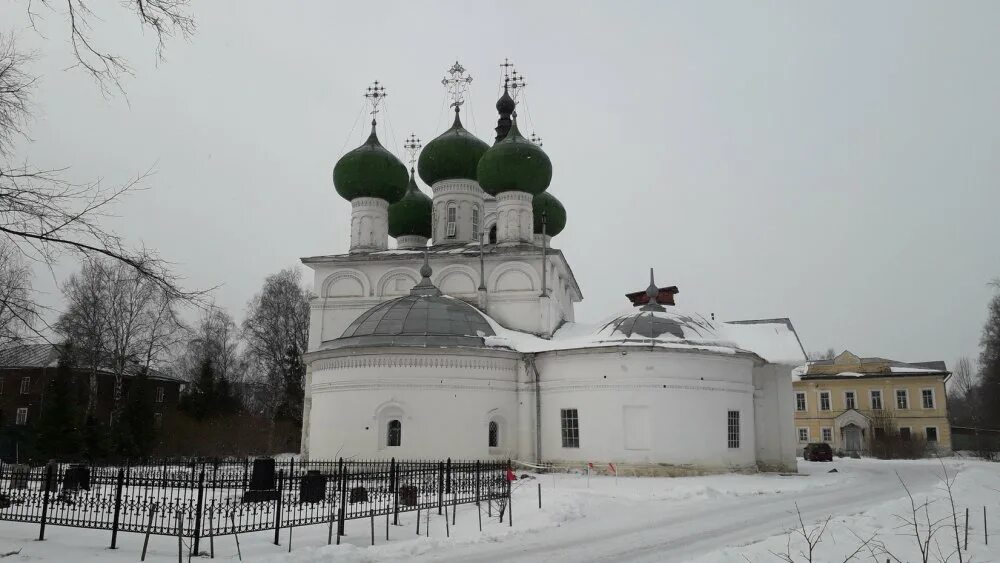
xmin=300 ymin=64 xmax=805 ymax=474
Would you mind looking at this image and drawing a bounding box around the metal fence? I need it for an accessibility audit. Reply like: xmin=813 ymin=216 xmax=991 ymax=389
xmin=0 ymin=457 xmax=511 ymax=552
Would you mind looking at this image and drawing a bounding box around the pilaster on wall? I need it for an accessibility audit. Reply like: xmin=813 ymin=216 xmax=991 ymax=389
xmin=495 ymin=191 xmax=534 ymax=245
xmin=431 ymin=179 xmax=486 ymax=244
xmin=350 ymin=197 xmax=389 ymax=253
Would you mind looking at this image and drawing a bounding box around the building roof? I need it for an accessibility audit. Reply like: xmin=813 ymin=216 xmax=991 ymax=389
xmin=793 ymin=350 xmax=949 ymax=381
xmin=0 ymin=343 xmax=183 ymax=382
xmin=722 ymin=318 xmax=808 ymax=366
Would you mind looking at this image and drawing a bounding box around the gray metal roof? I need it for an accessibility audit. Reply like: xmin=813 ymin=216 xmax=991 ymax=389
xmin=0 ymin=344 xmax=60 ymax=368
xmin=327 ymin=294 xmax=495 ymax=350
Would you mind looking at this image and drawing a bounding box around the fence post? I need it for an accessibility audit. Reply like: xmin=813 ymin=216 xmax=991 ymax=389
xmin=538 ymin=482 xmax=542 ymax=509
xmin=110 ymin=466 xmax=126 ymax=548
xmin=38 ymin=463 xmax=54 ymax=541
xmin=508 ymin=459 xmax=513 ymax=527
xmin=272 ymin=469 xmax=284 ymax=546
xmin=337 ymin=458 xmax=347 ymax=538
xmin=438 ymin=461 xmax=444 ymax=515
xmin=446 ymin=457 xmax=452 ymax=495
xmin=193 ymin=465 xmax=206 ymax=554
xmin=391 ymin=458 xmax=399 ymax=526
xmin=141 ymin=503 xmax=158 ymax=561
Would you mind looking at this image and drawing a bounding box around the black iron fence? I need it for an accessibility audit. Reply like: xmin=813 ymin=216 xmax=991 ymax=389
xmin=0 ymin=457 xmax=511 ymax=552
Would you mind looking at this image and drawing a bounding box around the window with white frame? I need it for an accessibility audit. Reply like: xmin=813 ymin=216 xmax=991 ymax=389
xmin=925 ymin=427 xmax=938 ymax=443
xmin=844 ymin=391 xmax=856 ymax=410
xmin=15 ymin=407 xmax=28 ymax=425
xmin=561 ymin=409 xmax=580 ymax=448
xmin=795 ymin=392 xmax=806 ymax=412
xmin=727 ymin=410 xmax=740 ymax=449
xmin=155 ymin=386 xmax=165 ymax=403
xmin=446 ymin=204 xmax=457 ymax=238
xmin=921 ymin=389 xmax=934 ymax=409
xmin=20 ymin=377 xmax=30 ymax=395
xmin=896 ymin=389 xmax=909 ymax=409
xmin=819 ymin=391 xmax=831 ymax=411
xmin=797 ymin=427 xmax=809 ymax=442
xmin=870 ymin=389 xmax=883 ymax=410
xmin=821 ymin=427 xmax=832 ymax=442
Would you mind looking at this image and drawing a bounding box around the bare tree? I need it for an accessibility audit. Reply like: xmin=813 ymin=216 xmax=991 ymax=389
xmin=0 ymin=239 xmax=37 ymax=346
xmin=57 ymin=258 xmax=184 ymax=424
xmin=0 ymin=32 xmax=35 ymax=157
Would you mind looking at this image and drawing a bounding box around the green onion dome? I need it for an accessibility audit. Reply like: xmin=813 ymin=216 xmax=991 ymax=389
xmin=388 ymin=169 xmax=433 ymax=238
xmin=417 ymin=109 xmax=490 ymax=186
xmin=476 ymin=117 xmax=552 ymax=196
xmin=533 ymin=191 xmax=566 ymax=236
xmin=333 ymin=121 xmax=408 ymax=203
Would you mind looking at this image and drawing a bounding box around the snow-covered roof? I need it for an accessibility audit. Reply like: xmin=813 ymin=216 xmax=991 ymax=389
xmin=720 ymin=319 xmax=808 ymax=366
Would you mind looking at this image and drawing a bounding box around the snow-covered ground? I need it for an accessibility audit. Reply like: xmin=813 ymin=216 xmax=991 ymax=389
xmin=1 ymin=457 xmax=997 ymax=562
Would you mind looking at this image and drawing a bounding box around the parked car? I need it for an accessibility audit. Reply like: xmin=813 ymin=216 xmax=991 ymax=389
xmin=803 ymin=442 xmax=834 ymax=462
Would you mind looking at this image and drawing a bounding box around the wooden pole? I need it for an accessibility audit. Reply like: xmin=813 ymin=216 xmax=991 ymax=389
xmin=230 ymin=513 xmax=242 ymax=562
xmin=965 ymin=507 xmax=969 ymax=551
xmin=386 ymin=511 xmax=390 ymax=541
xmin=445 ymin=504 xmax=450 ymax=538
xmin=370 ymin=510 xmax=375 ymax=546
xmin=478 ymin=501 xmax=482 ymax=532
xmin=287 ymin=527 xmax=292 ymax=553
xmin=985 ymin=506 xmax=988 ymax=545
xmin=141 ymin=503 xmax=158 ymax=561
xmin=416 ymin=505 xmax=421 ymax=535
xmin=538 ymin=483 xmax=542 ymax=509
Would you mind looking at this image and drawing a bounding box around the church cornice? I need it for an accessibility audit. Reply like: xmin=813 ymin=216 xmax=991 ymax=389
xmin=306 ymin=348 xmax=521 ymax=369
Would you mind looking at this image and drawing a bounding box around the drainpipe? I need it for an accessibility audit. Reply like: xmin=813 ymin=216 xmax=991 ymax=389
xmin=525 ymin=354 xmax=542 ymax=464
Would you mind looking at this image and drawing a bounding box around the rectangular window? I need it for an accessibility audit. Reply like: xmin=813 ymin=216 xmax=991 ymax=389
xmin=20 ymin=377 xmax=30 ymax=395
xmin=155 ymin=386 xmax=165 ymax=403
xmin=819 ymin=391 xmax=831 ymax=411
xmin=925 ymin=427 xmax=938 ymax=443
xmin=472 ymin=207 xmax=480 ymax=240
xmin=844 ymin=391 xmax=856 ymax=410
xmin=870 ymin=390 xmax=882 ymax=410
xmin=797 ymin=427 xmax=809 ymax=442
xmin=896 ymin=389 xmax=909 ymax=410
xmin=153 ymin=413 xmax=163 ymax=430
xmin=795 ymin=392 xmax=806 ymax=412
xmin=727 ymin=410 xmax=740 ymax=449
xmin=446 ymin=206 xmax=457 ymax=238
xmin=921 ymin=389 xmax=934 ymax=409
xmin=560 ymin=408 xmax=580 ymax=448
xmin=15 ymin=407 xmax=27 ymax=426
xmin=821 ymin=427 xmax=832 ymax=442
xmin=899 ymin=427 xmax=911 ymax=441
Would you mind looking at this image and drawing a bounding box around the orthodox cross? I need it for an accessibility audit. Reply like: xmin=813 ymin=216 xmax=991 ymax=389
xmin=364 ymin=80 xmax=387 ymax=121
xmin=441 ymin=61 xmax=473 ymax=110
xmin=530 ymin=133 xmax=543 ymax=147
xmin=508 ymin=69 xmax=527 ymax=101
xmin=404 ymin=133 xmax=422 ymax=168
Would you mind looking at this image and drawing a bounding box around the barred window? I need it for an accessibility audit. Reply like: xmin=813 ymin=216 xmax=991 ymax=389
xmin=488 ymin=421 xmax=499 ymax=448
xmin=845 ymin=391 xmax=856 ymax=410
xmin=896 ymin=390 xmax=908 ymax=409
xmin=795 ymin=392 xmax=806 ymax=412
xmin=560 ymin=409 xmax=579 ymax=448
xmin=870 ymin=390 xmax=883 ymax=410
xmin=387 ymin=420 xmax=402 ymax=447
xmin=921 ymin=389 xmax=934 ymax=409
xmin=727 ymin=410 xmax=740 ymax=449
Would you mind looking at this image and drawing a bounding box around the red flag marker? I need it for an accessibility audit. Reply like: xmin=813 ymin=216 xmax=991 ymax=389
xmin=506 ymin=468 xmax=517 ymax=481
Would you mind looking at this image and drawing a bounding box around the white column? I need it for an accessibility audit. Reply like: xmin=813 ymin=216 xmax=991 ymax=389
xmin=431 ymin=179 xmax=486 ymax=244
xmin=349 ymin=197 xmax=389 ymax=253
xmin=495 ymin=191 xmax=534 ymax=245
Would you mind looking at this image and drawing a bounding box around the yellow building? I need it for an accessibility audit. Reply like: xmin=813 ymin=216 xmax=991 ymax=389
xmin=792 ymin=351 xmax=951 ymax=456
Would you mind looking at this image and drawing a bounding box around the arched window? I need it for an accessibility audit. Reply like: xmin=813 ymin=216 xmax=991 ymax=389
xmin=488 ymin=224 xmax=497 ymax=244
xmin=488 ymin=420 xmax=499 ymax=448
xmin=387 ymin=420 xmax=402 ymax=447
xmin=472 ymin=206 xmax=480 ymax=241
xmin=446 ymin=203 xmax=457 ymax=238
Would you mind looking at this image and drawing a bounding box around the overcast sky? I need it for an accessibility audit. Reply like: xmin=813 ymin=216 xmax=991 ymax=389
xmin=5 ymin=1 xmax=999 ymax=367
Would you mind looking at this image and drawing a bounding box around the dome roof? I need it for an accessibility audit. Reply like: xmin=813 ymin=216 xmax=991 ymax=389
xmin=333 ymin=122 xmax=408 ymax=203
xmin=388 ymin=169 xmax=432 ymax=238
xmin=325 ymin=255 xmax=495 ymax=350
xmin=477 ymin=118 xmax=552 ymax=196
xmin=533 ymin=191 xmax=566 ymax=236
xmin=417 ymin=110 xmax=490 ymax=186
